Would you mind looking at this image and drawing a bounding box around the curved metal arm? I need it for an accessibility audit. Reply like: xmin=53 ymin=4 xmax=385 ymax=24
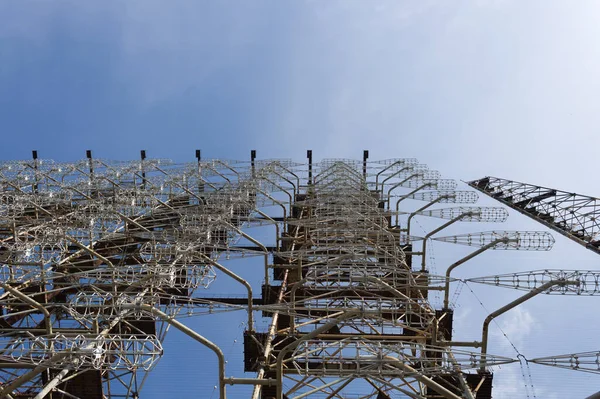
xmin=271 ymin=162 xmax=300 ymax=196
xmin=386 ymin=172 xmax=425 ymax=205
xmin=220 ymin=219 xmax=271 ymax=287
xmin=253 ymin=208 xmax=281 ymax=251
xmin=394 ymin=184 xmax=437 ymax=226
xmin=258 ymin=175 xmax=292 ymax=214
xmin=268 ymin=167 xmax=298 ymax=197
xmin=443 ymin=239 xmax=510 ymax=309
xmin=200 ymin=254 xmax=254 ymax=331
xmin=421 ymin=213 xmax=475 ymax=271
xmin=381 ymin=167 xmax=413 ymax=199
xmin=136 ymin=304 xmax=227 ymax=399
xmin=255 ymin=186 xmax=287 ymax=220
xmin=315 ymin=162 xmax=362 ymax=185
xmin=214 ymin=159 xmax=239 ymax=182
xmin=405 ymin=195 xmax=447 ymax=236
xmin=376 ymin=160 xmax=404 ymax=191
xmin=479 ymin=279 xmax=578 ymax=372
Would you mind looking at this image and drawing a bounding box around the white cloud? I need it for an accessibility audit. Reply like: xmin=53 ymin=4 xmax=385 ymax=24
xmin=493 ymin=306 xmax=535 ymax=348
xmin=492 ymin=364 xmax=526 ymax=399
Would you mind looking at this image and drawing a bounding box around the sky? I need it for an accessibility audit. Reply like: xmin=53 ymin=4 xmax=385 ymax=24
xmin=2 ymin=1 xmax=600 ymax=398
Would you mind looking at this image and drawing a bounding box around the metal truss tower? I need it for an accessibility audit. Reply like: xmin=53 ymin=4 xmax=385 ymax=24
xmin=0 ymin=151 xmax=599 ymax=399
xmin=467 ymin=176 xmax=600 ymax=254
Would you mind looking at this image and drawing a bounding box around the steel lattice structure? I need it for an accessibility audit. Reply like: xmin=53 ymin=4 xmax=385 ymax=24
xmin=467 ymin=176 xmax=600 ymax=254
xmin=0 ymin=152 xmax=599 ymax=399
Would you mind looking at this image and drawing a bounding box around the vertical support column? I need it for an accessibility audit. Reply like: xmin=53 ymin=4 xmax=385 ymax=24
xmin=196 ymin=149 xmax=204 ymax=193
xmin=307 ymin=150 xmax=313 ymax=186
xmin=86 ymin=150 xmax=95 ymax=198
xmin=140 ymin=150 xmax=147 ymax=189
xmin=363 ymin=150 xmax=369 ymax=180
xmin=86 ymin=150 xmax=94 ymax=176
xmin=251 ymin=150 xmax=257 ymax=178
xmin=31 ymin=150 xmax=39 ymax=194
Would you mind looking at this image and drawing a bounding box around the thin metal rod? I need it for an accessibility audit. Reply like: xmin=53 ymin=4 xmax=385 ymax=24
xmin=307 ymin=150 xmax=313 ymax=186
xmin=291 ymin=377 xmax=347 ymax=399
xmin=382 ymin=356 xmax=463 ymax=399
xmin=437 ymin=341 xmax=481 ymax=347
xmin=200 ymin=255 xmax=254 ymax=331
xmin=196 ymin=149 xmax=205 ymax=193
xmin=64 ymin=236 xmax=115 ymax=268
xmin=479 ymin=279 xmax=577 ymax=371
xmin=131 ymin=304 xmax=227 ymax=399
xmin=0 ymin=353 xmax=70 ymax=397
xmin=32 ymin=150 xmax=39 ymax=194
xmin=219 ymin=219 xmax=270 ymax=290
xmin=252 ymin=270 xmax=288 ymax=399
xmin=447 ymin=351 xmax=475 ymax=399
xmin=253 ymin=208 xmax=280 ymax=251
xmin=324 ymin=378 xmax=354 ymax=399
xmin=443 ymin=239 xmax=510 ymax=309
xmin=0 ymin=283 xmax=52 ymax=334
xmin=1 ymin=302 xmax=137 ymax=397
xmin=34 ymin=368 xmax=69 ymax=399
xmin=421 ymin=213 xmax=474 ymax=271
xmin=362 ymin=150 xmax=369 ymax=181
xmin=276 ymin=312 xmax=357 ymax=399
xmin=395 ymin=183 xmax=435 ymax=224
xmin=382 ymin=168 xmax=414 ymax=201
xmin=375 ymin=160 xmax=403 ymax=191
xmin=405 ymin=195 xmax=447 ymax=236
xmin=86 ymin=149 xmax=94 ymax=187
xmin=224 ymin=378 xmax=276 ymax=386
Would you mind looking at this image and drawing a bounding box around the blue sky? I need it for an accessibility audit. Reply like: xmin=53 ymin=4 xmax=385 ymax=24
xmin=2 ymin=1 xmax=600 ymax=398
xmin=3 ymin=0 xmax=600 ymax=190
